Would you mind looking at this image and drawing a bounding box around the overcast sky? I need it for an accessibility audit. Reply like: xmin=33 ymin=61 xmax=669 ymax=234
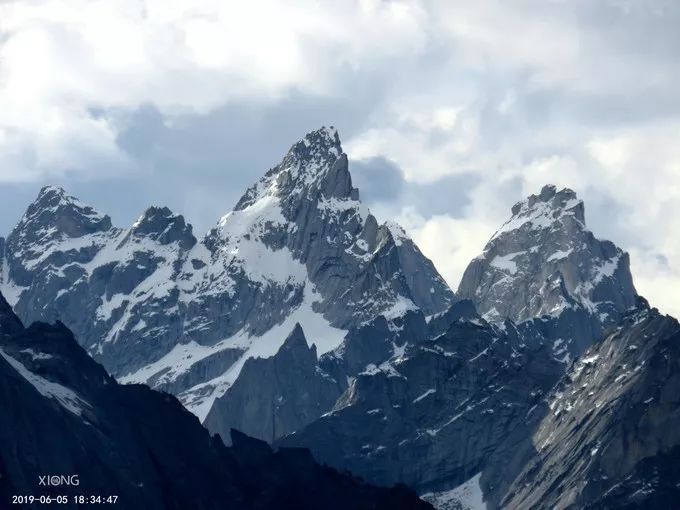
xmin=1 ymin=0 xmax=679 ymax=316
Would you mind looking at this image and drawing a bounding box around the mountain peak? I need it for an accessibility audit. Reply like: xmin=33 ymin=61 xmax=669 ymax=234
xmin=38 ymin=184 xmax=67 ymax=198
xmin=290 ymin=125 xmax=342 ymax=167
xmin=276 ymin=323 xmax=318 ymax=364
xmin=512 ymin=184 xmax=584 ymax=214
xmin=298 ymin=126 xmax=341 ymax=153
xmin=16 ymin=186 xmax=112 ymax=240
xmin=129 ymin=206 xmax=196 ymax=249
xmin=459 ymin=184 xmax=637 ymax=353
xmin=497 ymin=184 xmax=584 ymax=243
xmin=234 ymin=126 xmax=353 ymax=212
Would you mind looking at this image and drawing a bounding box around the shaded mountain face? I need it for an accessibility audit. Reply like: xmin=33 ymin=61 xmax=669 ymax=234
xmin=458 ymin=184 xmax=637 ymax=361
xmin=275 ymin=301 xmax=680 ymax=510
xmin=0 ymin=127 xmax=454 ymax=420
xmin=205 ymin=308 xmax=432 ymax=446
xmin=204 ymin=324 xmax=344 ymax=445
xmin=487 ymin=300 xmax=680 ymax=510
xmin=0 ymin=291 xmax=432 ymax=510
xmin=277 ymin=304 xmax=564 ymax=496
xmin=269 ymin=186 xmax=675 ymax=510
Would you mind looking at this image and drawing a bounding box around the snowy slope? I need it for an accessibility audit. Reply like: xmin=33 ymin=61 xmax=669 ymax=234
xmin=458 ymin=184 xmax=637 ymax=360
xmin=422 ymin=473 xmax=487 ymax=510
xmin=0 ymin=346 xmax=90 ymax=416
xmin=0 ymin=127 xmax=455 ymax=421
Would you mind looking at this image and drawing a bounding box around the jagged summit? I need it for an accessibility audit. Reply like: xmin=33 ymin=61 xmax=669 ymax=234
xmin=15 ymin=185 xmax=112 ymax=241
xmin=203 ymin=321 xmax=340 ymax=444
xmin=36 ymin=184 xmax=73 ymax=203
xmin=279 ymin=322 xmax=316 ymax=356
xmin=4 ymin=187 xmax=118 ymax=288
xmin=293 ymin=126 xmax=342 ymax=156
xmin=459 ymin=184 xmax=637 ymax=359
xmin=284 ymin=126 xmax=343 ymax=169
xmin=493 ymin=184 xmax=585 ymax=243
xmin=234 ymin=126 xmax=357 ymax=212
xmin=511 ymin=184 xmax=580 ymax=213
xmin=128 ymin=206 xmax=196 ymax=249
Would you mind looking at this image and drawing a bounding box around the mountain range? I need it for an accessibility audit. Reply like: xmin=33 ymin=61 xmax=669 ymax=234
xmin=1 ymin=127 xmax=678 ymax=509
xmin=0 ymin=127 xmax=452 ymax=423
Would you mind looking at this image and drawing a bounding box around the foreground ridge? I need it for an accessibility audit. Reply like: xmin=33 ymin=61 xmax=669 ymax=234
xmin=0 ymin=290 xmax=432 ymax=510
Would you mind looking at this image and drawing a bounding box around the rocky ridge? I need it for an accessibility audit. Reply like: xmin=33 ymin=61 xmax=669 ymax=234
xmin=0 ymin=127 xmax=454 ymax=421
xmin=488 ymin=299 xmax=680 ymax=509
xmin=277 ymin=301 xmax=564 ymax=496
xmin=204 ymin=324 xmax=344 ymax=445
xmin=1 ymin=127 xmax=672 ymax=510
xmin=458 ymin=184 xmax=637 ymax=361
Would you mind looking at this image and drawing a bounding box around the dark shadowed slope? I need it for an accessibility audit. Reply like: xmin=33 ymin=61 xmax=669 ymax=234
xmin=0 ymin=291 xmax=432 ymax=510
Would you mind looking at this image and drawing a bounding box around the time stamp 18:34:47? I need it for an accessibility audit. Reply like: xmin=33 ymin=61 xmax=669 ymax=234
xmin=11 ymin=494 xmax=119 ymax=505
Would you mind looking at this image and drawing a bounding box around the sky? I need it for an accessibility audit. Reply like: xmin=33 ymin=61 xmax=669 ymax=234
xmin=1 ymin=0 xmax=679 ymax=317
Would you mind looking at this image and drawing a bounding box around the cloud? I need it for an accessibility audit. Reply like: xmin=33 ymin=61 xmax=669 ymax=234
xmin=0 ymin=0 xmax=429 ymax=182
xmin=0 ymin=0 xmax=679 ymax=316
xmin=386 ymin=120 xmax=680 ymax=318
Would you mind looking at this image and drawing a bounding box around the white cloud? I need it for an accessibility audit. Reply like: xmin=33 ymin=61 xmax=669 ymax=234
xmin=396 ymin=209 xmax=493 ymax=293
xmin=345 ymin=106 xmax=481 ymax=183
xmin=0 ymin=0 xmax=430 ymax=181
xmin=0 ymin=0 xmax=679 ymax=316
xmin=385 ymin=121 xmax=680 ymax=317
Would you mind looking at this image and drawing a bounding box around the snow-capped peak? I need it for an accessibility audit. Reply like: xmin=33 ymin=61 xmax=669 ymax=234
xmin=15 ymin=185 xmax=112 ymax=241
xmin=299 ymin=125 xmax=341 ymax=152
xmin=491 ymin=184 xmax=584 ymax=242
xmin=128 ymin=206 xmax=196 ymax=249
xmin=384 ymin=221 xmax=409 ymax=247
xmin=1 ymin=127 xmax=456 ymax=425
xmin=234 ymin=126 xmax=354 ymax=212
xmin=459 ymin=184 xmax=637 ymax=356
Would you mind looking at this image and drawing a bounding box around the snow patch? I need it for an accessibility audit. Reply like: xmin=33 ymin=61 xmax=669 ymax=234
xmin=547 ymin=249 xmax=572 ymax=262
xmin=413 ymin=388 xmax=436 ymax=403
xmin=383 ymin=295 xmax=418 ymax=319
xmin=0 ymin=347 xmax=90 ymax=416
xmin=421 ymin=473 xmax=487 ymax=510
xmin=121 ymin=284 xmax=347 ymax=422
xmin=489 ymin=252 xmax=522 ymax=275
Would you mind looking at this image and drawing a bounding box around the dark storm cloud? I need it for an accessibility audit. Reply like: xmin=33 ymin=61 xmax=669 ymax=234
xmin=350 ymin=157 xmax=404 ymax=203
xmin=351 ymin=156 xmax=481 ymax=219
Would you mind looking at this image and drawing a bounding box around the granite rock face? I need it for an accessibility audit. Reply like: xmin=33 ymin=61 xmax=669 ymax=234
xmin=458 ymin=185 xmax=637 ymax=360
xmin=279 ymin=298 xmax=680 ymax=509
xmin=278 ymin=305 xmax=564 ymax=495
xmin=0 ymin=127 xmax=454 ymax=420
xmin=0 ymin=291 xmax=433 ymax=510
xmin=272 ymin=186 xmax=675 ymax=509
xmin=206 ymin=308 xmax=433 ymax=446
xmin=204 ymin=324 xmax=344 ymax=444
xmin=488 ymin=299 xmax=680 ymax=509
